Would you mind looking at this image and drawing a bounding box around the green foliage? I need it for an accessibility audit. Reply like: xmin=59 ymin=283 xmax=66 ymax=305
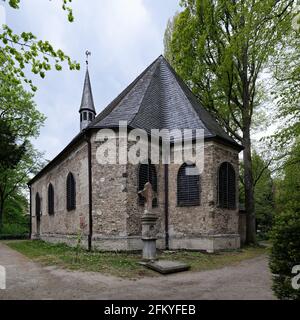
xmin=164 ymin=0 xmax=295 ymax=142
xmin=0 ymin=119 xmax=26 ymax=170
xmin=269 ymin=209 xmax=300 ymax=300
xmin=1 ymin=192 xmax=29 ymax=235
xmin=253 ymin=152 xmax=274 ymax=237
xmin=0 ymin=0 xmax=79 ymax=91
xmin=272 ymin=36 xmax=300 ymax=150
xmin=0 ymin=64 xmax=46 ymax=138
xmin=240 ymin=151 xmax=275 ymax=238
xmin=0 ymin=64 xmax=45 ymax=230
xmin=270 ymin=141 xmax=300 ymax=300
xmin=3 ymin=0 xmax=74 ymax=22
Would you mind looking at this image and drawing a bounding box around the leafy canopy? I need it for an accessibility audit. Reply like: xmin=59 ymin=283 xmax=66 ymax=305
xmin=0 ymin=0 xmax=79 ymax=91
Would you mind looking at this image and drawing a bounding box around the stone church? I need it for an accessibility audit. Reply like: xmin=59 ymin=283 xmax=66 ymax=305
xmin=28 ymin=56 xmax=243 ymax=252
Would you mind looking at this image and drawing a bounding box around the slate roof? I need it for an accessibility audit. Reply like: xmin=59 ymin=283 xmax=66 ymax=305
xmin=28 ymin=55 xmax=243 ymax=185
xmin=79 ymin=69 xmax=96 ymax=114
xmin=88 ymin=55 xmax=242 ymax=149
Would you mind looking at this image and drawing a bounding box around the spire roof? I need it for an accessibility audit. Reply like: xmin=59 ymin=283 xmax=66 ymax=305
xmin=79 ymin=69 xmax=96 ymax=114
xmin=89 ymin=55 xmax=242 ymax=150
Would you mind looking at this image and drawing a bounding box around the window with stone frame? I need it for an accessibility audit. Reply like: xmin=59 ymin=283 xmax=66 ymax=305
xmin=138 ymin=161 xmax=158 ymax=207
xmin=35 ymin=192 xmax=41 ymax=216
xmin=218 ymin=162 xmax=236 ymax=209
xmin=48 ymin=183 xmax=54 ymax=215
xmin=66 ymin=172 xmax=76 ymax=211
xmin=177 ymin=163 xmax=200 ymax=207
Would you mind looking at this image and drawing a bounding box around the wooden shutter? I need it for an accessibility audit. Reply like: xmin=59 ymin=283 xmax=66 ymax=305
xmin=218 ymin=162 xmax=236 ymax=209
xmin=66 ymin=173 xmax=76 ymax=211
xmin=177 ymin=163 xmax=200 ymax=207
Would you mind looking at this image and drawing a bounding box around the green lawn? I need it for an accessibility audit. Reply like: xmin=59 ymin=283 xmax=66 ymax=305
xmin=3 ymin=240 xmax=267 ymax=278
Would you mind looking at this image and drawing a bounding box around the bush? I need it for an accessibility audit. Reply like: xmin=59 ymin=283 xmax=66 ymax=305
xmin=269 ymin=209 xmax=300 ymax=300
xmin=1 ymin=220 xmax=29 ymax=235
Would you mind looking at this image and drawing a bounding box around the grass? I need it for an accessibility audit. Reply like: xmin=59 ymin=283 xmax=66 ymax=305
xmin=3 ymin=240 xmax=267 ymax=278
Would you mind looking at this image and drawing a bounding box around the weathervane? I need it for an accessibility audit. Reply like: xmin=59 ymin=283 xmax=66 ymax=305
xmin=85 ymin=50 xmax=91 ymax=67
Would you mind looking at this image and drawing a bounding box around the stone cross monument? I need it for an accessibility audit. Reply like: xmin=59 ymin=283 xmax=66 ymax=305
xmin=139 ymin=182 xmax=158 ymax=261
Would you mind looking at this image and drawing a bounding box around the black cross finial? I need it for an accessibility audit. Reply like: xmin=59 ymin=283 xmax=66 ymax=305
xmin=85 ymin=50 xmax=91 ymax=67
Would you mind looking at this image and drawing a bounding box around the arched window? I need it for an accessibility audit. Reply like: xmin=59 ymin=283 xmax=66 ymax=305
xmin=138 ymin=160 xmax=158 ymax=207
xmin=66 ymin=172 xmax=76 ymax=211
xmin=218 ymin=162 xmax=236 ymax=209
xmin=177 ymin=163 xmax=200 ymax=207
xmin=48 ymin=183 xmax=54 ymax=215
xmin=35 ymin=192 xmax=41 ymax=216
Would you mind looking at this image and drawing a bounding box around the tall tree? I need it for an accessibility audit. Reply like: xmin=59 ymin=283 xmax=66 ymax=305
xmin=164 ymin=0 xmax=295 ymax=243
xmin=271 ymin=24 xmax=300 ymax=161
xmin=240 ymin=151 xmax=274 ymax=236
xmin=0 ymin=66 xmax=45 ymax=230
xmin=0 ymin=143 xmax=43 ymax=230
xmin=0 ymin=119 xmax=26 ymax=170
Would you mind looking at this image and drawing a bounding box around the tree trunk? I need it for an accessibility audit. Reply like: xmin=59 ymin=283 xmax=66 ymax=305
xmin=243 ymin=129 xmax=256 ymax=244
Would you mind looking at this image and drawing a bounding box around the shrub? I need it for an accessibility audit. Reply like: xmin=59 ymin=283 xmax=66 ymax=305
xmin=269 ymin=209 xmax=300 ymax=300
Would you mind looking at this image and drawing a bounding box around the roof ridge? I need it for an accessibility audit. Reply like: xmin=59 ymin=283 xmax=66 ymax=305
xmin=87 ymin=56 xmax=162 ymax=129
xmin=161 ymin=57 xmax=238 ymax=145
xmin=160 ymin=57 xmax=212 ymax=135
xmin=128 ymin=57 xmax=162 ymax=128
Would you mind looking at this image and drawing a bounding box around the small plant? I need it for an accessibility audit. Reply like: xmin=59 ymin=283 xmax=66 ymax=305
xmin=74 ymin=231 xmax=83 ymax=263
xmin=73 ymin=217 xmax=87 ymax=263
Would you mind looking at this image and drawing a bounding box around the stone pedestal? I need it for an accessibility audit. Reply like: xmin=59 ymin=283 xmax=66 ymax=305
xmin=141 ymin=211 xmax=158 ymax=261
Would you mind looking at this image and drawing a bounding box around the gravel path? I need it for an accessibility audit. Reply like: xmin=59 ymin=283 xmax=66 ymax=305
xmin=0 ymin=243 xmax=275 ymax=300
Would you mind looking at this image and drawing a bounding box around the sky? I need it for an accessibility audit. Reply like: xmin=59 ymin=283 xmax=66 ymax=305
xmin=3 ymin=0 xmax=181 ymax=161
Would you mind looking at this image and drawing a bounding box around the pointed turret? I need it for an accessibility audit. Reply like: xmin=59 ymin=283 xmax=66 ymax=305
xmin=79 ymin=52 xmax=96 ymax=131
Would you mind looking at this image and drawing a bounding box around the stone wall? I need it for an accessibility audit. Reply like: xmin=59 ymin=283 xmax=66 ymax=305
xmin=30 ymin=130 xmax=241 ymax=252
xmin=212 ymin=143 xmax=240 ymax=235
xmin=30 ymin=141 xmax=89 ymax=244
xmin=90 ymin=132 xmax=128 ymax=250
xmin=90 ymin=133 xmax=166 ymax=250
xmin=167 ymin=141 xmax=240 ymax=251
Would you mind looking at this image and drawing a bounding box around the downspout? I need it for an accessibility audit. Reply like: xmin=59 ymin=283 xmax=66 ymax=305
xmin=164 ymin=164 xmax=169 ymax=250
xmin=28 ymin=184 xmax=32 ymax=239
xmin=84 ymin=131 xmax=93 ymax=251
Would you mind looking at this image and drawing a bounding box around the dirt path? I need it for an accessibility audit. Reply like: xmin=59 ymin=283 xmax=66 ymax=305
xmin=0 ymin=243 xmax=275 ymax=300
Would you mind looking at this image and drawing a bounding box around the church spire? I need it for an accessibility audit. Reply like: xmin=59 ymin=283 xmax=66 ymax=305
xmin=79 ymin=51 xmax=96 ymax=131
